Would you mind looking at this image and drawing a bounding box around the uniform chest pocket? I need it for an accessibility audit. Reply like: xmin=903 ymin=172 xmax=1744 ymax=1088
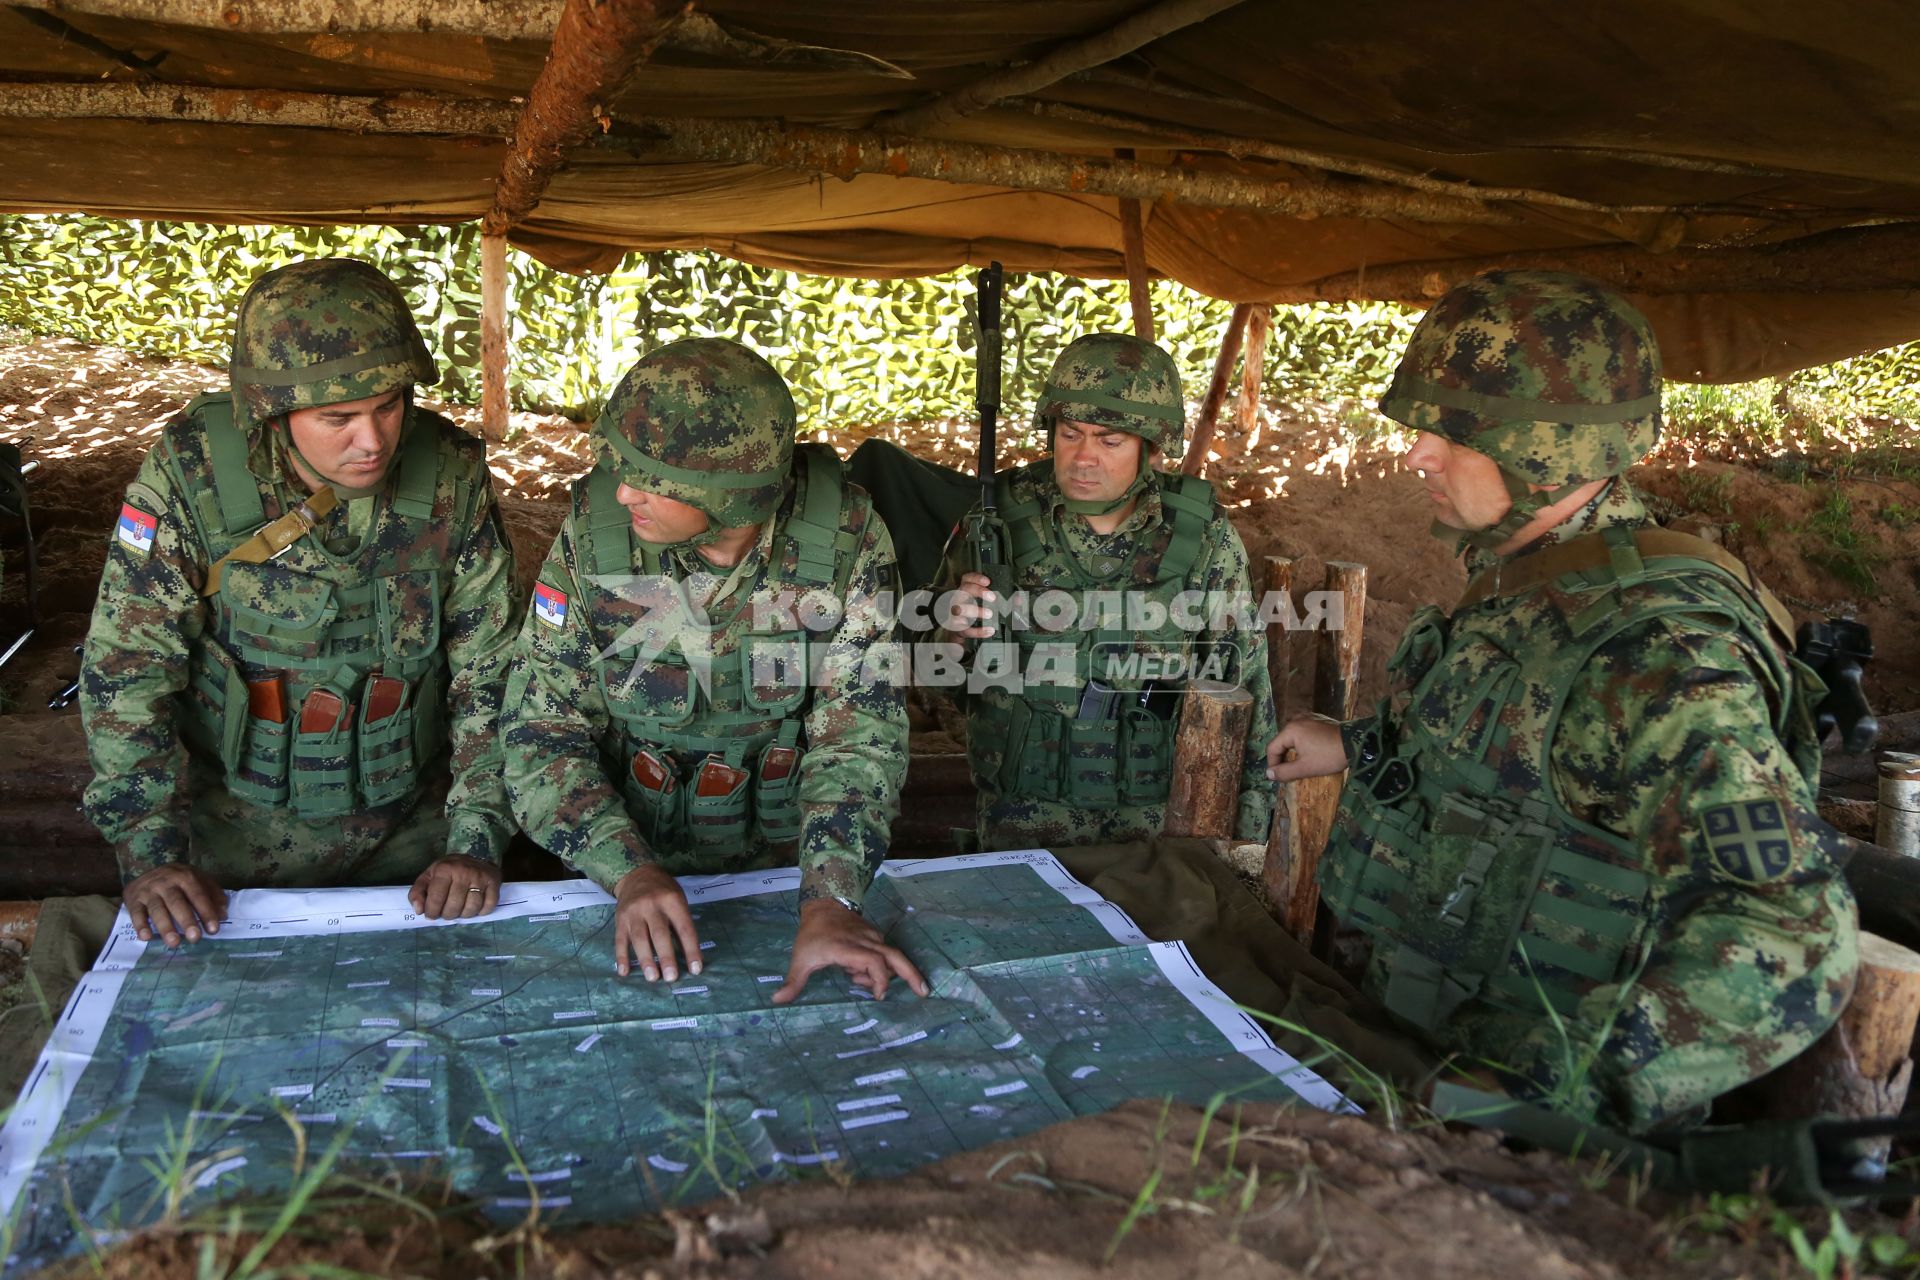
xmin=375 ymin=570 xmax=442 ymax=664
xmin=606 ymin=649 xmax=697 ymax=727
xmin=219 ymin=561 xmax=338 ymax=664
xmin=742 ymin=632 xmax=809 ymax=714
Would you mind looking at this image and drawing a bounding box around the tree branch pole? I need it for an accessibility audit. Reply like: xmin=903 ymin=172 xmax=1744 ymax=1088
xmin=1260 ymin=556 xmax=1309 ymax=920
xmin=480 ymin=232 xmax=511 ymax=441
xmin=614 ymin=116 xmax=1521 ymax=227
xmin=8 ymin=0 xmax=564 ymax=38
xmin=872 ymin=0 xmax=1249 ymax=136
xmin=1116 ymin=148 xmax=1156 ymax=343
xmin=1165 ymin=681 xmax=1254 ymax=839
xmin=484 ymin=0 xmax=682 ymax=236
xmin=0 ymin=80 xmax=519 ymax=134
xmin=1182 ymin=302 xmax=1250 ymax=477
xmin=1233 ymin=301 xmax=1270 ymax=456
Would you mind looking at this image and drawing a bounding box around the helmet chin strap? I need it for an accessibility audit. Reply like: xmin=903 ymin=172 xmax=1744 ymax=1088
xmin=1431 ymin=468 xmax=1588 ymax=555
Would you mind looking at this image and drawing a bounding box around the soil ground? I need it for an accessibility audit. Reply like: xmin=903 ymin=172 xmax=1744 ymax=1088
xmin=2 ymin=331 xmax=1917 ymax=1278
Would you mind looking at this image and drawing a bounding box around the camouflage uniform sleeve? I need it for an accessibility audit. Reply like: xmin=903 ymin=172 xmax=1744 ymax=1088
xmin=79 ymin=443 xmax=206 ymax=883
xmin=501 ymin=517 xmax=649 ymax=892
xmin=796 ymin=502 xmax=909 ymax=906
xmin=439 ymin=457 xmax=521 ymax=863
xmin=1503 ymin=619 xmax=1858 ymax=1133
xmin=1194 ymin=515 xmax=1277 ymax=842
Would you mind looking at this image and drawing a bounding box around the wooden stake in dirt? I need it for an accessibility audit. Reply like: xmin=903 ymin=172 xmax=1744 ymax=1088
xmin=1183 ymin=302 xmax=1251 ymax=478
xmin=1165 ymin=680 xmax=1253 ymax=839
xmin=1262 ymin=555 xmax=1295 ymax=719
xmin=1271 ymin=561 xmax=1368 ymax=946
xmin=480 ymin=233 xmax=511 ymax=441
xmin=1762 ymin=932 xmax=1920 ymax=1160
xmin=1259 ymin=555 xmax=1307 ymax=924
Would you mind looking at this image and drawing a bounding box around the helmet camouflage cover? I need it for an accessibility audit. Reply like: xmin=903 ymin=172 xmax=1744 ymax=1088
xmin=1035 ymin=332 xmax=1187 ymax=459
xmin=1378 ymin=269 xmax=1662 ymax=489
xmin=595 ymin=337 xmax=797 ymax=529
xmin=229 ymin=257 xmax=437 ymax=435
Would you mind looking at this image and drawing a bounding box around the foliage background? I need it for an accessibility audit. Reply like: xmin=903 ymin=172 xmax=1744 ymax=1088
xmin=2 ymin=214 xmax=1917 ymax=437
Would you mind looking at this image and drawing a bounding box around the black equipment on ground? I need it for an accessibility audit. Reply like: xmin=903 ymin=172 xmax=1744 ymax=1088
xmin=1797 ymin=618 xmax=1877 ymax=754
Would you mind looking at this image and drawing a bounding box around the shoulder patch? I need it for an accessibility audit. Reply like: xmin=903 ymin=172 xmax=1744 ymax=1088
xmin=533 ymin=581 xmax=570 ymax=629
xmin=116 ymin=500 xmax=160 ymax=556
xmin=1701 ymin=798 xmax=1798 ymax=883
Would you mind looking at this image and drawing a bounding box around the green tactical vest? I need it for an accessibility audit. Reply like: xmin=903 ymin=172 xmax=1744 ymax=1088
xmin=1318 ymin=523 xmax=1822 ymax=1053
xmin=165 ymin=393 xmax=469 ymax=819
xmin=568 ymin=443 xmax=862 ymax=873
xmin=968 ymin=461 xmax=1219 ymax=809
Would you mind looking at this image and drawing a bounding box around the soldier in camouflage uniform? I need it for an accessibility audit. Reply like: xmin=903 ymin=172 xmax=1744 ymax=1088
xmin=936 ymin=332 xmax=1277 ymax=851
xmin=1268 ymin=270 xmax=1858 ymax=1134
xmin=502 ymin=337 xmax=925 ymax=1004
xmin=81 ymin=258 xmax=521 ymax=948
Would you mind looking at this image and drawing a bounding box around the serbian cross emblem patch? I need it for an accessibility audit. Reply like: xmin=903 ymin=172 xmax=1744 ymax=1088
xmin=534 ymin=582 xmax=569 ymax=628
xmin=116 ymin=503 xmax=158 ymax=556
xmin=1702 ymin=799 xmax=1797 ymax=883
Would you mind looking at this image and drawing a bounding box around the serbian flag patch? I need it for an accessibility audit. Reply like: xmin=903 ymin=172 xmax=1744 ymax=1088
xmin=116 ymin=503 xmax=158 ymax=555
xmin=534 ymin=582 xmax=569 ymax=628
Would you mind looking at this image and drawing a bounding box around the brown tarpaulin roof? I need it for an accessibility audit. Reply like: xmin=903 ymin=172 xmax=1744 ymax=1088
xmin=4 ymin=0 xmax=1920 ymax=381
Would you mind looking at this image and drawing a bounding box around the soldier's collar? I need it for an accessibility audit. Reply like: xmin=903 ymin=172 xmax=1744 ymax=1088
xmin=1463 ymin=479 xmax=1648 ymax=577
xmin=1049 ymin=467 xmax=1165 ymax=535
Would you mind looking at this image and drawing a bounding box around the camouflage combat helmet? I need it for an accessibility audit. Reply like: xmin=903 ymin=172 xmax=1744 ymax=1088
xmin=1036 ymin=333 xmax=1187 ymax=459
xmin=595 ymin=337 xmax=797 ymax=532
xmin=1378 ymin=269 xmax=1662 ymax=550
xmin=229 ymin=258 xmax=437 ymax=437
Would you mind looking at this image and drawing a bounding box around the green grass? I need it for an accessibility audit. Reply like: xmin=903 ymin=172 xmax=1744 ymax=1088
xmin=1798 ymin=488 xmax=1885 ymax=593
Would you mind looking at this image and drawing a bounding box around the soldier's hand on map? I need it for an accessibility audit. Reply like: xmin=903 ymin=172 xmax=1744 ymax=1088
xmin=408 ymin=855 xmax=502 ymax=920
xmin=613 ymin=864 xmax=703 ymax=982
xmin=123 ymin=864 xmax=228 ymax=948
xmin=1265 ymin=714 xmax=1346 ymax=782
xmin=770 ymin=898 xmax=930 ymax=1006
xmin=938 ymin=571 xmax=997 ymax=639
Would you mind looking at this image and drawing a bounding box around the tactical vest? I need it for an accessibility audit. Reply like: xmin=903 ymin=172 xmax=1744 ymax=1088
xmin=969 ymin=462 xmax=1219 ymax=808
xmin=1318 ymin=524 xmax=1821 ymax=1055
xmin=165 ymin=393 xmax=468 ymax=819
xmin=569 ymin=444 xmax=861 ymax=872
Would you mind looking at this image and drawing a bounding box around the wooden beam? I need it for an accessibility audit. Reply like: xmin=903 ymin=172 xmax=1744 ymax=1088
xmin=1282 ymin=561 xmax=1368 ymax=948
xmin=8 ymin=0 xmax=563 ymax=38
xmin=872 ymin=0 xmax=1249 ymax=136
xmin=484 ymin=0 xmax=682 ymax=237
xmin=1116 ymin=149 xmax=1155 ymax=343
xmin=480 ymin=232 xmax=511 ymax=441
xmin=1260 ymin=555 xmax=1309 ymax=924
xmin=1182 ymin=302 xmax=1250 ymax=477
xmin=1313 ymin=561 xmax=1368 ymax=723
xmin=1165 ymin=680 xmax=1254 ymax=839
xmin=0 ymin=80 xmax=518 ymax=135
xmin=613 ymin=116 xmax=1523 ymax=227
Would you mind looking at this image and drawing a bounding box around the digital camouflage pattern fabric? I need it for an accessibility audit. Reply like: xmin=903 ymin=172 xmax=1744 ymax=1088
xmin=1034 ymin=332 xmax=1188 ymax=460
xmin=80 ymin=258 xmax=520 ymax=888
xmin=1379 ymin=269 xmax=1662 ymax=552
xmin=595 ymin=336 xmax=797 ymax=533
xmin=1322 ymin=270 xmax=1854 ymax=1133
xmin=934 ymin=462 xmax=1278 ymax=851
xmin=502 ymin=340 xmax=907 ymax=907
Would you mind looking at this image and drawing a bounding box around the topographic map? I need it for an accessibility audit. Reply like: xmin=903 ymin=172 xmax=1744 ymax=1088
xmin=0 ymin=850 xmax=1353 ymax=1272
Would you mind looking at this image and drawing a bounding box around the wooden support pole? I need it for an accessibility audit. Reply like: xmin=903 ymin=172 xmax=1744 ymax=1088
xmin=480 ymin=232 xmax=511 ymax=442
xmin=1272 ymin=561 xmax=1368 ymax=945
xmin=1234 ymin=302 xmax=1271 ymax=451
xmin=484 ymin=0 xmax=679 ymax=236
xmin=1260 ymin=555 xmax=1305 ymax=918
xmin=1183 ymin=302 xmax=1251 ymax=477
xmin=1761 ymin=933 xmax=1920 ymax=1158
xmin=615 ymin=117 xmax=1522 ymax=227
xmin=1165 ymin=680 xmax=1254 ymax=839
xmin=1115 ymin=147 xmax=1156 ymax=343
xmin=7 ymin=0 xmax=565 ymax=38
xmin=1262 ymin=556 xmax=1295 ymax=721
xmin=872 ymin=0 xmax=1249 ymax=135
xmin=0 ymin=82 xmax=520 ymax=134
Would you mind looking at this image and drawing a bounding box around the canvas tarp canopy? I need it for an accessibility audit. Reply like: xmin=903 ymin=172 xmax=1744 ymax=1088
xmin=4 ymin=0 xmax=1920 ymax=381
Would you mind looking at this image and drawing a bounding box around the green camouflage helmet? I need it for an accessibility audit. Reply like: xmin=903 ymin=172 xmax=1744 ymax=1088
xmin=595 ymin=337 xmax=796 ymax=529
xmin=1035 ymin=332 xmax=1187 ymax=458
xmin=229 ymin=258 xmax=437 ymax=435
xmin=1378 ymin=269 xmax=1662 ymax=488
